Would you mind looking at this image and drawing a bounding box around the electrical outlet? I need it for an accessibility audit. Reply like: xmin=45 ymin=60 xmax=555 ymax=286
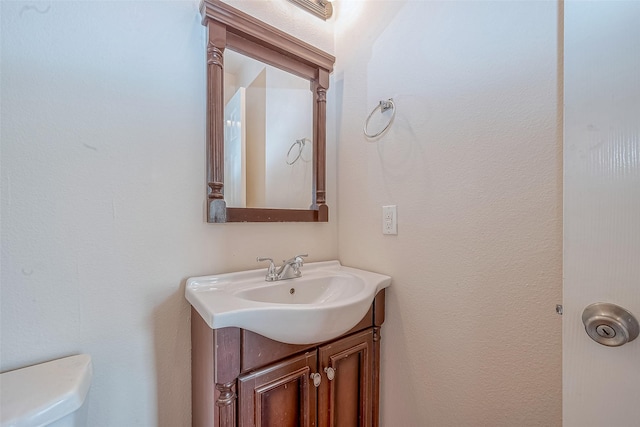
xmin=382 ymin=205 xmax=397 ymax=235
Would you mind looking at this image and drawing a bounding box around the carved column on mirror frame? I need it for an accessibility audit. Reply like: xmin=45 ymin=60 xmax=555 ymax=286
xmin=314 ymin=86 xmax=326 ymax=205
xmin=206 ymin=20 xmax=227 ymax=222
xmin=216 ymin=381 xmax=237 ymax=427
xmin=314 ymin=68 xmax=329 ymax=221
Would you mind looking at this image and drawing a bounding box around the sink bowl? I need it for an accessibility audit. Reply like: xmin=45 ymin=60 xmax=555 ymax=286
xmin=185 ymin=261 xmax=391 ymax=344
xmin=234 ymin=274 xmax=364 ymax=304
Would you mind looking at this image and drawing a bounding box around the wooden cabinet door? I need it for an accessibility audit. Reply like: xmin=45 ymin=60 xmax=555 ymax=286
xmin=318 ymin=330 xmax=374 ymax=427
xmin=238 ymin=351 xmax=318 ymax=427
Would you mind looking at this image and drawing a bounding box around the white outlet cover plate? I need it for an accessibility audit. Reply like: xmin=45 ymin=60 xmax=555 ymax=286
xmin=382 ymin=205 xmax=397 ymax=235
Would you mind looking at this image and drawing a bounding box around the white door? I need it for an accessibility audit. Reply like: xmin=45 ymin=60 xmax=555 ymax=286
xmin=225 ymin=87 xmax=247 ymax=208
xmin=563 ymin=1 xmax=640 ymax=426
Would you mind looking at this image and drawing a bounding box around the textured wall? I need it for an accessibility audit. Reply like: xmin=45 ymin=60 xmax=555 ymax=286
xmin=333 ymin=1 xmax=562 ymax=425
xmin=0 ymin=1 xmax=336 ymax=425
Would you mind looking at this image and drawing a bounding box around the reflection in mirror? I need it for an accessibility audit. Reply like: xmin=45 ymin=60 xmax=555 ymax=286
xmin=224 ymin=50 xmax=313 ymax=209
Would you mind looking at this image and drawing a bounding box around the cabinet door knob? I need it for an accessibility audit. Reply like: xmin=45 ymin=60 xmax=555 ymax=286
xmin=310 ymin=372 xmax=322 ymax=387
xmin=324 ymin=367 xmax=335 ymax=381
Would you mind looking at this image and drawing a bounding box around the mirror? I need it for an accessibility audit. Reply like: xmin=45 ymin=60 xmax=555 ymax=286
xmin=224 ymin=50 xmax=314 ymax=210
xmin=200 ymin=0 xmax=335 ymax=222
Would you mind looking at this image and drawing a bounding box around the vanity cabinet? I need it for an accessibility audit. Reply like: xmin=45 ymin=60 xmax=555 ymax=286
xmin=191 ymin=290 xmax=385 ymax=427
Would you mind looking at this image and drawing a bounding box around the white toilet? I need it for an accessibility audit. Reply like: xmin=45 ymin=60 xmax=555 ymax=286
xmin=0 ymin=354 xmax=92 ymax=427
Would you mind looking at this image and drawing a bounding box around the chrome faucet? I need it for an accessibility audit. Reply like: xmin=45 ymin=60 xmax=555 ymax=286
xmin=257 ymin=254 xmax=308 ymax=281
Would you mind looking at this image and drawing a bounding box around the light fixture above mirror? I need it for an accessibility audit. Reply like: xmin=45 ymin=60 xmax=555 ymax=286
xmin=287 ymin=0 xmax=333 ymax=20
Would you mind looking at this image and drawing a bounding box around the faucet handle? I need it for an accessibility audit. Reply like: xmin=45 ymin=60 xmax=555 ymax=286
xmin=284 ymin=254 xmax=308 ymax=264
xmin=257 ymin=257 xmax=278 ymax=281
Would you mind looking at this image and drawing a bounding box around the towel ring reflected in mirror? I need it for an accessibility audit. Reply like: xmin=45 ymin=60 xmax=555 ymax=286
xmin=286 ymin=138 xmax=312 ymax=165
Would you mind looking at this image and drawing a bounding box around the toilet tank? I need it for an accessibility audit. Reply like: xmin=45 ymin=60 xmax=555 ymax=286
xmin=0 ymin=354 xmax=92 ymax=427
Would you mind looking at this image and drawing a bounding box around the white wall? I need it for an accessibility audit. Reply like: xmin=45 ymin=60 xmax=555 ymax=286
xmin=0 ymin=1 xmax=336 ymax=425
xmin=333 ymin=1 xmax=562 ymax=425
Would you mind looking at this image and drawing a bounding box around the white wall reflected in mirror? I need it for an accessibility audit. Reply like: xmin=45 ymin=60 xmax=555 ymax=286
xmin=224 ymin=49 xmax=313 ymax=209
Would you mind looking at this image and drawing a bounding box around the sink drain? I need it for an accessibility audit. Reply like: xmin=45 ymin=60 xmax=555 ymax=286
xmin=290 ymin=288 xmax=295 ymax=295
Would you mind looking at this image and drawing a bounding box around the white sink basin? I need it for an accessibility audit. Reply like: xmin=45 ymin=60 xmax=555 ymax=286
xmin=185 ymin=261 xmax=391 ymax=344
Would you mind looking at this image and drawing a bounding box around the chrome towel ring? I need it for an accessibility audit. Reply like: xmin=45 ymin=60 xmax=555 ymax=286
xmin=364 ymin=98 xmax=396 ymax=138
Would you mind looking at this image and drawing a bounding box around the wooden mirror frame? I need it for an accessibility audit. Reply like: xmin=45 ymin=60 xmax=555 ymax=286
xmin=200 ymin=0 xmax=335 ymax=223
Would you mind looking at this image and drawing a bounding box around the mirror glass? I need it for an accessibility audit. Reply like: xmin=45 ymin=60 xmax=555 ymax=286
xmin=223 ymin=49 xmax=314 ymax=210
